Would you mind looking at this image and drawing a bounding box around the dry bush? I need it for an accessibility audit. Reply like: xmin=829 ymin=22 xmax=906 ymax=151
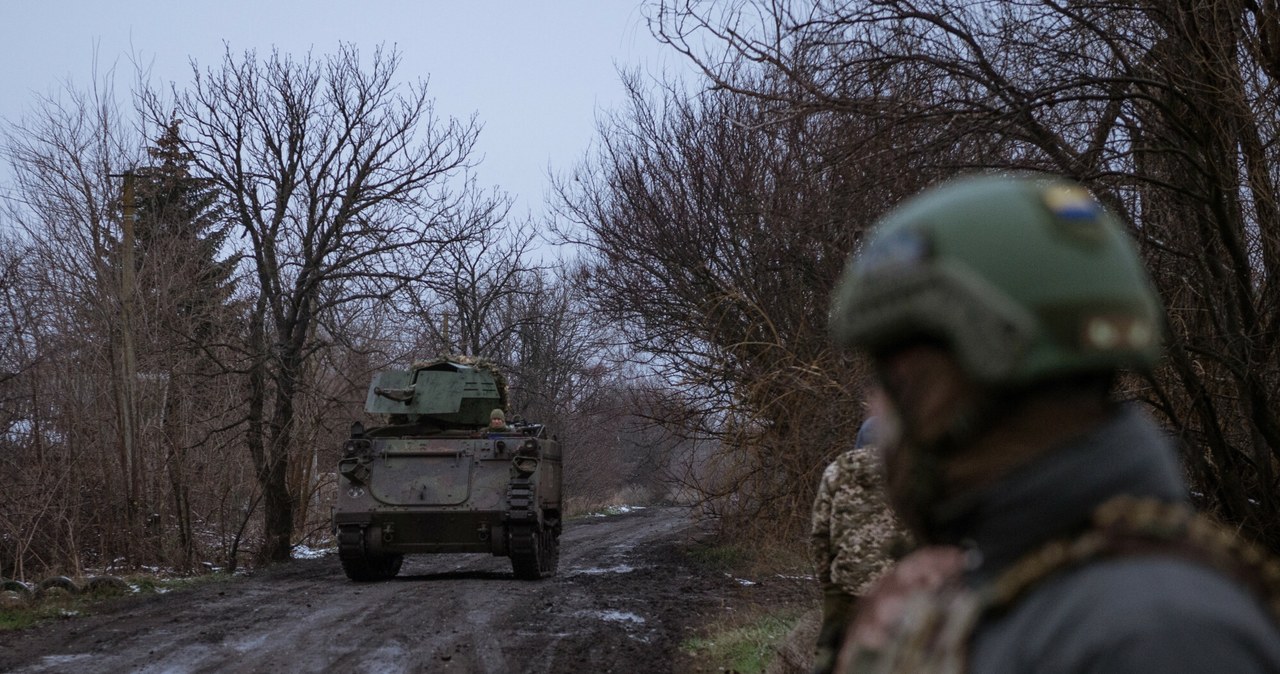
xmin=554 ymin=65 xmax=959 ymax=542
xmin=653 ymin=0 xmax=1280 ymax=551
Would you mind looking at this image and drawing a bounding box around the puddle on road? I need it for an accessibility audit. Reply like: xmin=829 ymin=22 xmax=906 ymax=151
xmin=232 ymin=634 xmax=269 ymax=652
xmin=360 ymin=641 xmax=411 ymax=671
xmin=587 ymin=610 xmax=653 ymax=643
xmin=515 ymin=629 xmax=574 ymax=638
xmin=577 ymin=609 xmax=646 ymax=625
xmin=600 ymin=610 xmax=645 ymax=624
xmin=724 ymin=572 xmax=759 ymax=586
xmin=36 ymin=654 xmax=96 ymax=668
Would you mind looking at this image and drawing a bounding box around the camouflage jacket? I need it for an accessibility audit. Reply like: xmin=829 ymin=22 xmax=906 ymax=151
xmin=810 ymin=447 xmax=906 ymax=596
xmin=836 ymin=407 xmax=1280 ymax=674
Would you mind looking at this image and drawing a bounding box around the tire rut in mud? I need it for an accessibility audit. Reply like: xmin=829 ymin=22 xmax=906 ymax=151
xmin=0 ymin=506 xmax=796 ymax=674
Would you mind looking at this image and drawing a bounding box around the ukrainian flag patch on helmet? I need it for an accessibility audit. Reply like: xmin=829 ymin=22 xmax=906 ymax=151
xmin=1042 ymin=185 xmax=1098 ymax=220
xmin=858 ymin=227 xmax=931 ymax=276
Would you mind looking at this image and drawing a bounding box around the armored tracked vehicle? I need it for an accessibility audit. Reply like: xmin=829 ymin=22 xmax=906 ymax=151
xmin=333 ymin=359 xmax=562 ymax=581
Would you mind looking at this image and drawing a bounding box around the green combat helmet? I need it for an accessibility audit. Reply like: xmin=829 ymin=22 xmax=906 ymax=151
xmin=830 ymin=173 xmax=1164 ymax=386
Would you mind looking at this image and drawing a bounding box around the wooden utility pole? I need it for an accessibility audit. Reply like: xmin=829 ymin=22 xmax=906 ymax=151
xmin=442 ymin=311 xmax=452 ymax=354
xmin=109 ymin=171 xmax=141 ymax=515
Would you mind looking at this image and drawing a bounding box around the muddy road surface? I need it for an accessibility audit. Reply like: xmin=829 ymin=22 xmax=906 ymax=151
xmin=0 ymin=506 xmax=799 ymax=673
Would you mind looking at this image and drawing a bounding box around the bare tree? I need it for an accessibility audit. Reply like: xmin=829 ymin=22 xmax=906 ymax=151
xmin=0 ymin=68 xmax=160 ymax=572
xmin=401 ymin=211 xmax=641 ymax=510
xmin=497 ymin=266 xmax=634 ymax=504
xmin=0 ymin=65 xmax=262 ymax=575
xmin=0 ymin=230 xmax=53 ymax=580
xmin=150 ymin=43 xmax=486 ymax=562
xmin=654 ymin=0 xmax=1280 ymax=548
xmin=551 ymin=68 xmax=955 ymax=536
xmin=403 ymin=192 xmax=540 ymax=359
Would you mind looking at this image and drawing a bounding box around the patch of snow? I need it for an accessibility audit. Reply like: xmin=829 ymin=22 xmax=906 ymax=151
xmin=516 ymin=630 xmax=573 ymax=638
xmin=292 ymin=544 xmax=334 ymax=559
xmin=569 ymin=564 xmax=636 ymax=575
xmin=585 ymin=609 xmax=646 ymax=625
xmin=774 ymin=574 xmax=815 ymax=581
xmin=734 ymin=578 xmax=758 ymax=587
xmin=591 ymin=504 xmax=648 ymax=517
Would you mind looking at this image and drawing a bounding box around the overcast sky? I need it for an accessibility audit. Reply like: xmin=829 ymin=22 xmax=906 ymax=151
xmin=0 ymin=1 xmax=692 ymax=220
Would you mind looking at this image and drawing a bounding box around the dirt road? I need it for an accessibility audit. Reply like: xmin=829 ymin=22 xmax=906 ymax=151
xmin=0 ymin=507 xmax=808 ymax=673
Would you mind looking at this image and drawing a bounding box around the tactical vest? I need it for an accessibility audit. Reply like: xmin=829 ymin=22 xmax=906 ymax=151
xmin=842 ymin=495 xmax=1280 ymax=674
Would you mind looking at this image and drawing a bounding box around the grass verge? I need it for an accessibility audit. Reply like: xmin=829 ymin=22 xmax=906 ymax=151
xmin=563 ymin=485 xmax=660 ymax=519
xmin=679 ymin=539 xmax=818 ymax=674
xmin=0 ymin=572 xmax=237 ymax=632
xmin=683 ymin=608 xmax=808 ymax=674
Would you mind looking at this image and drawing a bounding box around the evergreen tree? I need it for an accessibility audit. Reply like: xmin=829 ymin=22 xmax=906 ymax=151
xmin=126 ymin=118 xmax=239 ymax=570
xmin=133 ymin=118 xmax=236 ymax=344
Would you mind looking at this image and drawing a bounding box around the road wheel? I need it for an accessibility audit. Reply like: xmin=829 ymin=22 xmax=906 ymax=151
xmin=380 ymin=554 xmax=404 ymax=579
xmin=338 ymin=525 xmax=402 ymax=582
xmin=510 ymin=524 xmax=558 ymax=580
xmin=341 ymin=553 xmax=403 ymax=582
xmin=510 ymin=527 xmax=541 ymax=580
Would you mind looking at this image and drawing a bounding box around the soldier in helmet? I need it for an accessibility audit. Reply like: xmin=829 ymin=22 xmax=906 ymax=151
xmin=827 ymin=174 xmax=1280 ymax=672
xmin=810 ymin=397 xmax=909 ymax=674
xmin=488 ymin=408 xmax=512 ymax=433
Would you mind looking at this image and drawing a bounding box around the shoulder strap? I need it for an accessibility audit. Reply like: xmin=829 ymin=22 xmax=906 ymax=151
xmin=842 ymin=498 xmax=1280 ymax=674
xmin=984 ymin=495 xmax=1280 ymax=622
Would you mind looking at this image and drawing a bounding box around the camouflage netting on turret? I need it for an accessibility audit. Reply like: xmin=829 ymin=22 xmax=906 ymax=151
xmin=410 ymin=354 xmax=509 ymax=413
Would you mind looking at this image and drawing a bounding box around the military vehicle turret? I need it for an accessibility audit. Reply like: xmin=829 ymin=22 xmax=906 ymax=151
xmin=332 ymin=358 xmax=562 ymax=581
